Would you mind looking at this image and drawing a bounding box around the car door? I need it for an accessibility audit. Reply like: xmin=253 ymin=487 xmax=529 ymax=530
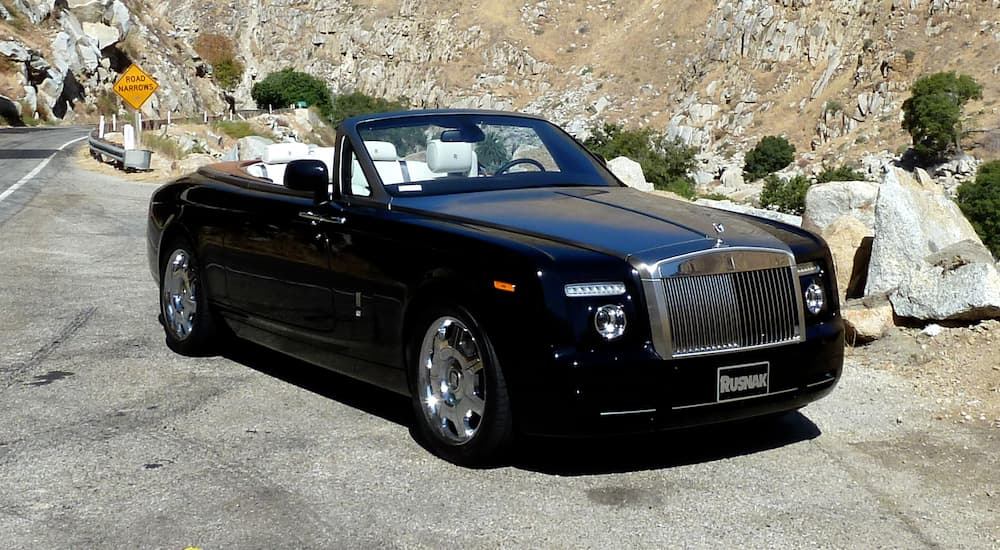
xmin=222 ymin=181 xmax=336 ymax=342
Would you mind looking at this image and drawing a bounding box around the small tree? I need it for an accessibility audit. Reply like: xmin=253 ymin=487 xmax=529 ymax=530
xmin=760 ymin=174 xmax=811 ymax=215
xmin=744 ymin=135 xmax=795 ymax=181
xmin=957 ymin=160 xmax=1000 ymax=257
xmin=901 ymin=71 xmax=982 ymax=164
xmin=251 ymin=68 xmax=333 ymax=113
xmin=584 ymin=124 xmax=697 ymax=197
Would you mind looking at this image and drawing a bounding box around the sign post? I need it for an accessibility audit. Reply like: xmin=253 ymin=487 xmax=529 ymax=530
xmin=112 ymin=64 xmax=159 ymax=148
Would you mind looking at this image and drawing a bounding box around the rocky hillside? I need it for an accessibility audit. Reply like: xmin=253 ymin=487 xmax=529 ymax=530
xmin=2 ymin=0 xmax=999 ymax=164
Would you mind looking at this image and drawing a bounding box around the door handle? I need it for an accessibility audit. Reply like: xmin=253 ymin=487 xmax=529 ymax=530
xmin=299 ymin=211 xmax=346 ymax=225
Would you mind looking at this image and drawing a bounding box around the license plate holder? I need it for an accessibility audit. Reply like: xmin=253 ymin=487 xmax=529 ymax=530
xmin=717 ymin=361 xmax=770 ymax=403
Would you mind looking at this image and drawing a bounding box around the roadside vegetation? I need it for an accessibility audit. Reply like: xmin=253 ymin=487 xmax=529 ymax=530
xmin=902 ymin=71 xmax=982 ymax=165
xmin=213 ymin=120 xmax=267 ymax=140
xmin=743 ymin=135 xmax=795 ymax=181
xmin=251 ymin=69 xmax=334 ymax=115
xmin=583 ymin=123 xmax=697 ymax=198
xmin=760 ymin=174 xmax=811 ymax=215
xmin=957 ymin=160 xmax=1000 ymax=256
xmin=142 ymin=132 xmax=187 ymax=160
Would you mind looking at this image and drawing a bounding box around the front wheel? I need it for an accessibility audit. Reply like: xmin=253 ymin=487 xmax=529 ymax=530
xmin=160 ymin=239 xmax=220 ymax=356
xmin=409 ymin=305 xmax=513 ymax=466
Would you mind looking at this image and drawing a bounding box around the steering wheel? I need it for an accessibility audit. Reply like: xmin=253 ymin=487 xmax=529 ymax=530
xmin=494 ymin=158 xmax=546 ymax=175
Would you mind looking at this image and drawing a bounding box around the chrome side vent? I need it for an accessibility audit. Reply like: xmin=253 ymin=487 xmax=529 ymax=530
xmin=661 ymin=266 xmax=802 ymax=357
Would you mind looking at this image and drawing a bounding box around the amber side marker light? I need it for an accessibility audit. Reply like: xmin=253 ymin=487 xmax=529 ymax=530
xmin=493 ymin=281 xmax=516 ymax=292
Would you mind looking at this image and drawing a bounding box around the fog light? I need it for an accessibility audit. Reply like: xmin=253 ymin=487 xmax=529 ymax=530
xmin=594 ymin=304 xmax=627 ymax=340
xmin=805 ymin=281 xmax=826 ymax=315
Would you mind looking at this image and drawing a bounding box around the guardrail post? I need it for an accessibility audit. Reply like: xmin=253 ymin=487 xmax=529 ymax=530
xmin=99 ymin=115 xmax=105 ymax=138
xmin=112 ymin=114 xmax=117 ymax=132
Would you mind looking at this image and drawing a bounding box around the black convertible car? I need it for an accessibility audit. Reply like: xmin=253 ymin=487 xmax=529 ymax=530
xmin=147 ymin=110 xmax=843 ymax=464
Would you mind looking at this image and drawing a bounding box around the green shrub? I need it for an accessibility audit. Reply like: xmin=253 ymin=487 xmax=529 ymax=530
xmin=760 ymin=174 xmax=811 ymax=215
xmin=475 ymin=131 xmax=511 ymax=174
xmin=194 ymin=33 xmax=243 ymax=90
xmin=584 ymin=124 xmax=697 ymax=198
xmin=142 ymin=133 xmax=186 ymax=160
xmin=251 ymin=68 xmax=333 ymax=114
xmin=816 ymin=165 xmax=869 ymax=183
xmin=744 ymin=135 xmax=795 ymax=181
xmin=957 ymin=160 xmax=1000 ymax=257
xmin=903 ymin=49 xmax=916 ymax=65
xmin=901 ymin=71 xmax=982 ymax=164
xmin=213 ymin=120 xmax=260 ymax=139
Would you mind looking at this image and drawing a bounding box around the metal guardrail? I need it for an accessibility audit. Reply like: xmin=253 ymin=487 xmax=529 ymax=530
xmin=88 ymin=129 xmax=152 ymax=171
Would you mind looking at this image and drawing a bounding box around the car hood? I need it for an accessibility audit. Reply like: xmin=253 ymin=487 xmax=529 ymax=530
xmin=393 ymin=186 xmax=812 ymax=264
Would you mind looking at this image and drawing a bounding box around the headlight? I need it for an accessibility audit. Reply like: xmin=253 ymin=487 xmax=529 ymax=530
xmin=594 ymin=304 xmax=627 ymax=340
xmin=804 ymin=281 xmax=826 ymax=315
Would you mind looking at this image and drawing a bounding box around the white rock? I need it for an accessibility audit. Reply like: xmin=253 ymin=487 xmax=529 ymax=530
xmin=82 ymin=21 xmax=121 ymax=50
xmin=892 ymin=262 xmax=1000 ymax=321
xmin=866 ymin=166 xmax=981 ymax=296
xmin=921 ymin=324 xmax=944 ymax=337
xmin=237 ymin=136 xmax=275 ymax=161
xmin=0 ymin=41 xmax=29 ymax=62
xmin=802 ymin=180 xmax=879 ymax=234
xmin=607 ymin=156 xmax=653 ymax=192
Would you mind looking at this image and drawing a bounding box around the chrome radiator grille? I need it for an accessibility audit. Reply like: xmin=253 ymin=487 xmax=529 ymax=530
xmin=661 ymin=266 xmax=802 ymax=357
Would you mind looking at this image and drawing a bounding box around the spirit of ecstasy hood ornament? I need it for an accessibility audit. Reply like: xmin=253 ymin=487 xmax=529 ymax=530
xmin=713 ymin=222 xmax=725 ymax=247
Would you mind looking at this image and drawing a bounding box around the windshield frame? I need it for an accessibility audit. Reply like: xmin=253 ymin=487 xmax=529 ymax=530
xmin=339 ymin=110 xmax=622 ymax=198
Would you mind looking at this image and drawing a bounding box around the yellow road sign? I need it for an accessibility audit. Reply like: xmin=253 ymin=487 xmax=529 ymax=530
xmin=113 ymin=64 xmax=159 ymax=111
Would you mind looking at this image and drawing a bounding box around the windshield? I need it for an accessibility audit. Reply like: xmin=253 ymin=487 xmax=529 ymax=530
xmin=354 ymin=114 xmax=619 ymax=196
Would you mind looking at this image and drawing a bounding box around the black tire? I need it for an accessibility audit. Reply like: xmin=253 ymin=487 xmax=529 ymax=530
xmin=159 ymin=238 xmax=220 ymax=356
xmin=408 ymin=303 xmax=514 ymax=466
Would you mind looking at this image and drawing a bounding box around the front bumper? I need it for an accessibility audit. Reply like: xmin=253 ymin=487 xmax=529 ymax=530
xmin=510 ymin=318 xmax=844 ymax=437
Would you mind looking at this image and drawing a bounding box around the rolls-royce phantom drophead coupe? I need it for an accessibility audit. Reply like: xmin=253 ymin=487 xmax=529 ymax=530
xmin=147 ymin=110 xmax=844 ymax=465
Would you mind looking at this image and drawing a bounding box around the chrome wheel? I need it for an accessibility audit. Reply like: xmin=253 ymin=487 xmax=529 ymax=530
xmin=162 ymin=248 xmax=198 ymax=341
xmin=417 ymin=316 xmax=486 ymax=445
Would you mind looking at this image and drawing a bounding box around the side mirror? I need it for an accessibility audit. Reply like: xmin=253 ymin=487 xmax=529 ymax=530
xmin=284 ymin=159 xmax=329 ymax=202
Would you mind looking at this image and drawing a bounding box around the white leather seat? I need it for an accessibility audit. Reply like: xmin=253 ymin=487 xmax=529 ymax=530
xmin=426 ymin=140 xmax=476 ymax=176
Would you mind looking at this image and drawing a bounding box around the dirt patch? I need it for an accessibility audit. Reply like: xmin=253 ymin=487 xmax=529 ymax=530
xmin=848 ymin=320 xmax=1000 ymax=428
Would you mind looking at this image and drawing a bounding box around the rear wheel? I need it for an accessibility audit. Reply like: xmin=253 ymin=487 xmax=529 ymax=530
xmin=160 ymin=239 xmax=219 ymax=356
xmin=409 ymin=304 xmax=513 ymax=466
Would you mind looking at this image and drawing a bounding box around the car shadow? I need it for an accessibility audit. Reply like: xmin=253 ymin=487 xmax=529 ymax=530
xmin=219 ymin=340 xmax=821 ymax=474
xmin=221 ymin=340 xmax=413 ymax=428
xmin=511 ymin=412 xmax=821 ymax=475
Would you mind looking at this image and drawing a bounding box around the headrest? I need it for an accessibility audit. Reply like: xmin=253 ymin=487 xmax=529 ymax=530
xmin=426 ymin=140 xmax=474 ymax=174
xmin=262 ymin=142 xmax=310 ymax=164
xmin=365 ymin=141 xmax=398 ymax=161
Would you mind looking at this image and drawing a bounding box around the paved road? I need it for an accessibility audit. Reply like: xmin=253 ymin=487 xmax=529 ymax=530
xmin=0 ymin=126 xmax=997 ymax=549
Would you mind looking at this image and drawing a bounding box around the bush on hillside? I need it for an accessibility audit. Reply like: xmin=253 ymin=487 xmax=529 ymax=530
xmin=584 ymin=124 xmax=697 ymax=197
xmin=251 ymin=68 xmax=333 ymax=113
xmin=901 ymin=72 xmax=982 ymax=165
xmin=743 ymin=135 xmax=795 ymax=181
xmin=194 ymin=33 xmax=243 ymax=90
xmin=816 ymin=165 xmax=869 ymax=183
xmin=957 ymin=160 xmax=1000 ymax=257
xmin=760 ymin=174 xmax=811 ymax=215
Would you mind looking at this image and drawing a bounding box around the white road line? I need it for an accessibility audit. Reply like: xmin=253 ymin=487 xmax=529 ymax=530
xmin=0 ymin=135 xmax=88 ymax=204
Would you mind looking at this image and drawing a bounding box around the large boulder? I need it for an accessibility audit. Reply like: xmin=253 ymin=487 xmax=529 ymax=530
xmin=866 ymin=166 xmax=981 ymax=296
xmin=801 ymin=180 xmax=878 ymax=234
xmin=865 ymin=167 xmax=1000 ymax=321
xmin=607 ymin=156 xmax=653 ymax=192
xmin=821 ymin=215 xmax=872 ymax=300
xmin=890 ymin=241 xmax=1000 ymax=321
